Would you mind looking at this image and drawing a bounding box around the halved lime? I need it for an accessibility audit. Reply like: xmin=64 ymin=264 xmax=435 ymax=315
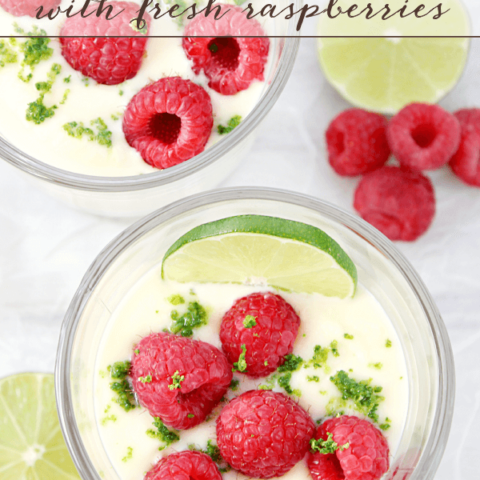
xmin=161 ymin=215 xmax=357 ymax=299
xmin=0 ymin=373 xmax=80 ymax=479
xmin=317 ymin=0 xmax=470 ymax=114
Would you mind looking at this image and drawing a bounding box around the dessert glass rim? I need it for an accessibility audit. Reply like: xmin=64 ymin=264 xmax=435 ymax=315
xmin=55 ymin=187 xmax=454 ymax=480
xmin=0 ymin=30 xmax=300 ymax=192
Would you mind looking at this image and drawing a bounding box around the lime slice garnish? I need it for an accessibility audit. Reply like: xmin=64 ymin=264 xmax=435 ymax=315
xmin=317 ymin=0 xmax=470 ymax=114
xmin=161 ymin=215 xmax=357 ymax=299
xmin=0 ymin=373 xmax=80 ymax=479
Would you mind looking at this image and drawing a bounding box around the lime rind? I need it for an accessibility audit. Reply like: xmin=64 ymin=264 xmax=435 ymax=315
xmin=162 ymin=215 xmax=358 ymax=299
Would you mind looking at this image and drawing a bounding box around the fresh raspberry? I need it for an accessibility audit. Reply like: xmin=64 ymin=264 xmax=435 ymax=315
xmin=131 ymin=332 xmax=232 ymax=430
xmin=59 ymin=2 xmax=150 ymax=85
xmin=387 ymin=103 xmax=461 ymax=171
xmin=307 ymin=416 xmax=389 ymax=480
xmin=183 ymin=4 xmax=269 ymax=95
xmin=123 ymin=77 xmax=214 ymax=169
xmin=326 ymin=109 xmax=390 ymax=176
xmin=354 ymin=166 xmax=435 ymax=242
xmin=0 ymin=0 xmax=60 ymax=17
xmin=145 ymin=451 xmax=222 ymax=480
xmin=217 ymin=390 xmax=315 ymax=478
xmin=220 ymin=292 xmax=301 ymax=378
xmin=449 ymin=109 xmax=480 ymax=187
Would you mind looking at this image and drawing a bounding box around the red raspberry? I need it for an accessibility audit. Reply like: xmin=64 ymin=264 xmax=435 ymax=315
xmin=307 ymin=416 xmax=389 ymax=480
xmin=387 ymin=103 xmax=461 ymax=171
xmin=131 ymin=332 xmax=232 ymax=430
xmin=122 ymin=77 xmax=214 ymax=169
xmin=220 ymin=292 xmax=300 ymax=378
xmin=59 ymin=2 xmax=150 ymax=86
xmin=326 ymin=109 xmax=390 ymax=176
xmin=0 ymin=0 xmax=60 ymax=17
xmin=183 ymin=4 xmax=269 ymax=95
xmin=354 ymin=166 xmax=435 ymax=242
xmin=216 ymin=390 xmax=315 ymax=478
xmin=449 ymin=109 xmax=480 ymax=187
xmin=145 ymin=451 xmax=222 ymax=480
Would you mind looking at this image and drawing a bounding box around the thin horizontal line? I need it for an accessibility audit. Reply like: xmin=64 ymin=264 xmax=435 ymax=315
xmin=0 ymin=35 xmax=477 ymax=38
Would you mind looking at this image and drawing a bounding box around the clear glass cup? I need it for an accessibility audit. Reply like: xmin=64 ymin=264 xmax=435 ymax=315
xmin=0 ymin=9 xmax=300 ymax=218
xmin=55 ymin=187 xmax=454 ymax=480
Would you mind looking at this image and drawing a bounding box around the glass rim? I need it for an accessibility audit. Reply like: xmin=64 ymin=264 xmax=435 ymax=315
xmin=0 ymin=29 xmax=300 ymax=193
xmin=55 ymin=186 xmax=455 ymax=480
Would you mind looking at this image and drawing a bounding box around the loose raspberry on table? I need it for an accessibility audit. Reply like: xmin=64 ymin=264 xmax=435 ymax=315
xmin=449 ymin=109 xmax=480 ymax=187
xmin=145 ymin=451 xmax=222 ymax=480
xmin=183 ymin=4 xmax=269 ymax=95
xmin=307 ymin=416 xmax=389 ymax=480
xmin=216 ymin=390 xmax=315 ymax=478
xmin=220 ymin=292 xmax=301 ymax=378
xmin=0 ymin=0 xmax=60 ymax=17
xmin=387 ymin=103 xmax=461 ymax=171
xmin=122 ymin=77 xmax=214 ymax=169
xmin=131 ymin=332 xmax=232 ymax=430
xmin=354 ymin=166 xmax=435 ymax=242
xmin=326 ymin=109 xmax=390 ymax=176
xmin=59 ymin=1 xmax=150 ymax=85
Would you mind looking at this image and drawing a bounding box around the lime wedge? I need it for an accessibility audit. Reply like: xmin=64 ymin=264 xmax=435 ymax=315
xmin=0 ymin=373 xmax=80 ymax=480
xmin=317 ymin=0 xmax=470 ymax=114
xmin=161 ymin=215 xmax=357 ymax=298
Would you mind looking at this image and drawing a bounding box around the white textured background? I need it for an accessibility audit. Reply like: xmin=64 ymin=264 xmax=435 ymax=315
xmin=1 ymin=31 xmax=480 ymax=480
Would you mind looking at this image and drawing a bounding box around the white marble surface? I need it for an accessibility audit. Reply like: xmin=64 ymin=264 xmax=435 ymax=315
xmin=1 ymin=35 xmax=480 ymax=480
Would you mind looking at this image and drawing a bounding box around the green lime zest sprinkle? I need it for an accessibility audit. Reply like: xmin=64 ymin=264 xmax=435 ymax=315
xmin=139 ymin=375 xmax=152 ymax=383
xmin=64 ymin=75 xmax=71 ymax=83
xmin=264 ymin=361 xmax=268 ymax=366
xmin=243 ymin=315 xmax=257 ymax=328
xmin=60 ymin=89 xmax=70 ymax=105
xmin=258 ymin=373 xmax=278 ymax=390
xmin=344 ymin=333 xmax=354 ymax=340
xmin=278 ymin=354 xmax=303 ymax=372
xmin=169 ymin=301 xmax=208 ymax=337
xmin=111 ymin=112 xmax=122 ymax=121
xmin=369 ymin=362 xmax=383 ymax=370
xmin=379 ymin=417 xmax=391 ymax=431
xmin=0 ymin=39 xmax=17 ymax=67
xmin=26 ymin=63 xmax=62 ymax=124
xmin=119 ymin=89 xmax=124 ymax=96
xmin=146 ymin=418 xmax=179 ymax=449
xmin=107 ymin=360 xmax=136 ymax=412
xmin=386 ymin=339 xmax=392 ymax=348
xmin=187 ymin=413 xmax=195 ymax=418
xmin=122 ymin=447 xmax=133 ymax=463
xmin=330 ymin=370 xmax=384 ymax=423
xmin=14 ymin=24 xmax=53 ymax=82
xmin=230 ymin=378 xmax=240 ymax=391
xmin=233 ymin=344 xmax=247 ymax=372
xmin=63 ymin=117 xmax=112 ymax=148
xmin=130 ymin=19 xmax=148 ymax=35
xmin=189 ymin=440 xmax=231 ymax=472
xmin=134 ymin=349 xmax=140 ymax=355
xmin=168 ymin=294 xmax=185 ymax=306
xmin=101 ymin=414 xmax=117 ymax=426
xmin=278 ymin=372 xmax=301 ymax=397
xmin=82 ymin=76 xmax=90 ymax=86
xmin=307 ymin=375 xmax=319 ymax=382
xmin=307 ymin=345 xmax=330 ymax=370
xmin=310 ymin=432 xmax=349 ymax=454
xmin=168 ymin=371 xmax=185 ymax=390
xmin=218 ymin=115 xmax=242 ymax=135
xmin=330 ymin=340 xmax=339 ymax=357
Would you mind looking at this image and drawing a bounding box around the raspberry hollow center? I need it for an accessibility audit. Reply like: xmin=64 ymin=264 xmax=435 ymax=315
xmin=411 ymin=123 xmax=436 ymax=148
xmin=208 ymin=37 xmax=240 ymax=71
xmin=149 ymin=113 xmax=182 ymax=145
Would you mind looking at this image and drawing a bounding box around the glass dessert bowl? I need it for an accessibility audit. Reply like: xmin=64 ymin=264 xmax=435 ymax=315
xmin=56 ymin=187 xmax=454 ymax=480
xmin=0 ymin=1 xmax=299 ymax=218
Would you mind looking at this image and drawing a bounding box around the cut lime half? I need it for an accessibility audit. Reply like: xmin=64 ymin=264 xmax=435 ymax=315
xmin=161 ymin=215 xmax=357 ymax=299
xmin=317 ymin=0 xmax=470 ymax=114
xmin=0 ymin=373 xmax=80 ymax=480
